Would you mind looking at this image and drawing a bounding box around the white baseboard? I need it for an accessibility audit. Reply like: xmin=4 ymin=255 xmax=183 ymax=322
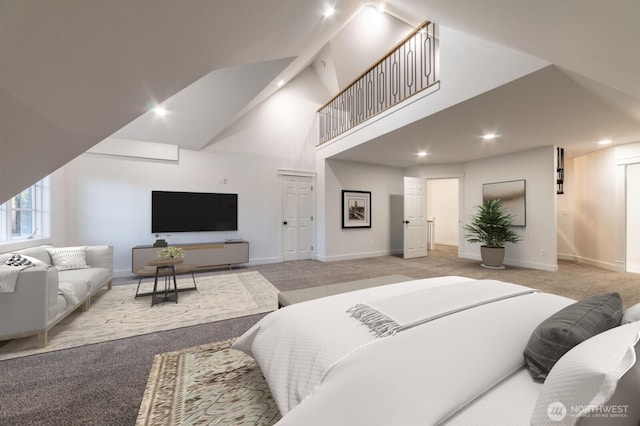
xmin=571 ymin=255 xmax=624 ymax=272
xmin=322 ymin=249 xmax=392 ymax=262
xmin=460 ymin=252 xmax=558 ymax=272
xmin=247 ymin=256 xmax=283 ymax=266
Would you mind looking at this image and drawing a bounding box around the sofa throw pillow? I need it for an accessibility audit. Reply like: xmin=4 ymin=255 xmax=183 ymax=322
xmin=47 ymin=246 xmax=90 ymax=271
xmin=622 ymin=302 xmax=640 ymax=324
xmin=523 ymin=292 xmax=623 ymax=381
xmin=530 ymin=321 xmax=640 ymax=426
xmin=4 ymin=254 xmax=35 ymax=267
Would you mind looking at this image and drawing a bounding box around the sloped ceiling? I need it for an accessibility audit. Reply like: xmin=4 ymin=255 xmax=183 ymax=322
xmin=332 ymin=65 xmax=640 ymax=167
xmin=328 ymin=0 xmax=640 ymax=166
xmin=109 ymin=57 xmax=295 ymax=150
xmin=0 ymin=0 xmax=364 ymax=202
xmin=3 ymin=0 xmax=640 ymax=202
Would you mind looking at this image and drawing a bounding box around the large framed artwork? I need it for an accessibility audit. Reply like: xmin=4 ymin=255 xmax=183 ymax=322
xmin=342 ymin=190 xmax=371 ymax=228
xmin=482 ymin=179 xmax=526 ymax=227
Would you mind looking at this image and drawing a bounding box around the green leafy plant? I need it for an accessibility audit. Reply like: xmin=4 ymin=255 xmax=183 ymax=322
xmin=157 ymin=246 xmax=184 ymax=259
xmin=464 ymin=199 xmax=521 ymax=247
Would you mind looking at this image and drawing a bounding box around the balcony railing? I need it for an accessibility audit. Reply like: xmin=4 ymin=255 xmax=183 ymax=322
xmin=317 ymin=21 xmax=439 ymax=146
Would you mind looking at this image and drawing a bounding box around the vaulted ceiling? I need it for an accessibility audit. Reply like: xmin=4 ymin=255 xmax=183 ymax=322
xmin=2 ymin=1 xmax=640 ymax=202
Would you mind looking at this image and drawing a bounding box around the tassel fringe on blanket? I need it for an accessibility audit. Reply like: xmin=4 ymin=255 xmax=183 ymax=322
xmin=346 ymin=304 xmax=401 ymax=338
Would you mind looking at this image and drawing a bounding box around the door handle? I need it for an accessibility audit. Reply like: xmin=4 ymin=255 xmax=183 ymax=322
xmin=403 ymin=220 xmax=410 ymax=224
xmin=283 ymin=221 xmax=288 ymax=225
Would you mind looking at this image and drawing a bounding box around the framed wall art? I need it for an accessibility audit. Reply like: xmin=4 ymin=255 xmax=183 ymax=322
xmin=482 ymin=179 xmax=526 ymax=227
xmin=342 ymin=190 xmax=371 ymax=228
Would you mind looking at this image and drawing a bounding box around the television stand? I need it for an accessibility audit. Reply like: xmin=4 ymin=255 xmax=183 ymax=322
xmin=131 ymin=241 xmax=249 ymax=273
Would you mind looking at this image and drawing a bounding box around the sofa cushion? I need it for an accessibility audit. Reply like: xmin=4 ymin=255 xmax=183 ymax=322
xmin=59 ymin=267 xmax=111 ymax=292
xmin=59 ymin=280 xmax=89 ymax=302
xmin=47 ymin=246 xmax=90 ymax=271
xmin=15 ymin=246 xmax=53 ymax=265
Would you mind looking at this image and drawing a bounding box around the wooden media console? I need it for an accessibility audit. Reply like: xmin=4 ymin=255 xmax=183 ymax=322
xmin=131 ymin=240 xmax=249 ymax=272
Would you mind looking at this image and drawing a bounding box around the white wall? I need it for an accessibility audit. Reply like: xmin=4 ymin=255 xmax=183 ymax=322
xmin=572 ymin=148 xmax=620 ymax=270
xmin=62 ymin=149 xmax=282 ymax=276
xmin=567 ymin=141 xmax=640 ymax=271
xmin=60 ymin=68 xmax=326 ymax=277
xmin=462 ymin=146 xmax=557 ymax=271
xmin=426 ymin=178 xmax=459 ymax=246
xmin=314 ymin=23 xmax=550 ymax=261
xmin=616 ymin=142 xmax=640 ymax=272
xmin=329 ymin=6 xmax=412 ymax=89
xmin=557 ymin=156 xmax=575 ymax=260
xmin=322 ymin=159 xmax=404 ymax=261
xmin=317 ymin=25 xmax=549 ymax=160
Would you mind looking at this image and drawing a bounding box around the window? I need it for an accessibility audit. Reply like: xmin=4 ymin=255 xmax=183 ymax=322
xmin=0 ymin=177 xmax=50 ymax=243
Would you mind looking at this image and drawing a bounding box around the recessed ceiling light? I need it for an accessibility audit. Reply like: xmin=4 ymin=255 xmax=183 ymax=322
xmin=482 ymin=133 xmax=497 ymax=140
xmin=277 ymin=79 xmax=285 ymax=87
xmin=323 ymin=6 xmax=335 ymax=18
xmin=598 ymin=139 xmax=612 ymax=145
xmin=418 ymin=151 xmax=428 ymax=157
xmin=154 ymin=106 xmax=167 ymax=117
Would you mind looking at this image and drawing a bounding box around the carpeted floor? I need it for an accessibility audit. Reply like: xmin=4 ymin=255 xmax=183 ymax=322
xmin=0 ymin=271 xmax=278 ymax=360
xmin=1 ymin=247 xmax=639 ymax=425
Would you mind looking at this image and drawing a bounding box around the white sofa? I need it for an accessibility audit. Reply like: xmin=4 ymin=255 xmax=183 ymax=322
xmin=0 ymin=245 xmax=113 ymax=347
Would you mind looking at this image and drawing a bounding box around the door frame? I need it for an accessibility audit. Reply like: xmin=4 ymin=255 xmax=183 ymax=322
xmin=403 ymin=176 xmax=428 ymax=259
xmin=278 ymin=169 xmax=317 ymax=261
xmin=624 ymin=161 xmax=640 ymax=272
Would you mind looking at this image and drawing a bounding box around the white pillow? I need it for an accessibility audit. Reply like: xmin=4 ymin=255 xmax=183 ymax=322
xmin=531 ymin=321 xmax=640 ymax=425
xmin=47 ymin=246 xmax=90 ymax=271
xmin=621 ymin=302 xmax=640 ymax=324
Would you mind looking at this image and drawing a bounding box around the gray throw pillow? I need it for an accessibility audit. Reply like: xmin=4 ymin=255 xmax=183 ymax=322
xmin=523 ymin=292 xmax=623 ymax=381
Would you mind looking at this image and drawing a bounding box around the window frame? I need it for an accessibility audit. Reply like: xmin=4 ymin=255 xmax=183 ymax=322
xmin=0 ymin=176 xmax=51 ymax=246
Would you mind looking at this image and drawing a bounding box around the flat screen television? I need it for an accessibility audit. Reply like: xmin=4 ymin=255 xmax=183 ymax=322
xmin=151 ymin=191 xmax=238 ymax=233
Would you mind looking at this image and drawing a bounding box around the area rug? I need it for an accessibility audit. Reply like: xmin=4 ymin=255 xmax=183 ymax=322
xmin=136 ymin=338 xmax=281 ymax=426
xmin=0 ymin=271 xmax=278 ymax=361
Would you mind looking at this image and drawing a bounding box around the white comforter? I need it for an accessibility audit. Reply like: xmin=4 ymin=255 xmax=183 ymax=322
xmin=233 ymin=276 xmax=474 ymax=413
xmin=233 ymin=276 xmax=575 ymax=425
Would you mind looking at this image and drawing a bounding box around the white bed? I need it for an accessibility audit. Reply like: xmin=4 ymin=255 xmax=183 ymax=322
xmin=233 ymin=276 xmax=640 ymax=425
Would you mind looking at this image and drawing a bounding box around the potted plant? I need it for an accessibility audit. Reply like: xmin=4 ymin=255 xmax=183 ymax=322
xmin=464 ymin=198 xmax=521 ymax=268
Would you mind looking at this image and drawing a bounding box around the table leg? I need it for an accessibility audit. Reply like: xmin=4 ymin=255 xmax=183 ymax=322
xmin=151 ymin=267 xmax=161 ymax=306
xmin=171 ymin=265 xmax=179 ymax=303
xmin=135 ymin=276 xmax=143 ymax=298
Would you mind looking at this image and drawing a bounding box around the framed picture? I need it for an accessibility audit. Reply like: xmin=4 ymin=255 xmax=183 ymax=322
xmin=483 ymin=179 xmax=526 ymax=227
xmin=342 ymin=190 xmax=371 ymax=228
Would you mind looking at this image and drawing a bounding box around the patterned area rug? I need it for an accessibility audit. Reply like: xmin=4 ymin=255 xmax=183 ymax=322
xmin=0 ymin=271 xmax=278 ymax=360
xmin=137 ymin=338 xmax=281 ymax=425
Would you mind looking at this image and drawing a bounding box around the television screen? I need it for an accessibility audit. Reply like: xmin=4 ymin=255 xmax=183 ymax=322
xmin=151 ymin=191 xmax=238 ymax=233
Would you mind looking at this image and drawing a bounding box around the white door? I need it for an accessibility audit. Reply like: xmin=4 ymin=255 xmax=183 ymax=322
xmin=403 ymin=177 xmax=428 ymax=259
xmin=282 ymin=176 xmax=313 ymax=261
xmin=626 ymin=164 xmax=640 ymax=272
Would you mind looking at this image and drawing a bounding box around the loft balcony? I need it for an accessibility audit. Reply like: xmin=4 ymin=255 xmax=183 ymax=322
xmin=317 ymin=21 xmax=439 ymax=146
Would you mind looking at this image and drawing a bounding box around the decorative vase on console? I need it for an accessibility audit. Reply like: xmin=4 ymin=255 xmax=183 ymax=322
xmin=157 ymin=246 xmax=184 ymax=260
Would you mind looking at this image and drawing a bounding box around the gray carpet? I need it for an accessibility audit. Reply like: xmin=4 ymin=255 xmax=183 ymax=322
xmin=1 ymin=247 xmax=638 ymax=425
